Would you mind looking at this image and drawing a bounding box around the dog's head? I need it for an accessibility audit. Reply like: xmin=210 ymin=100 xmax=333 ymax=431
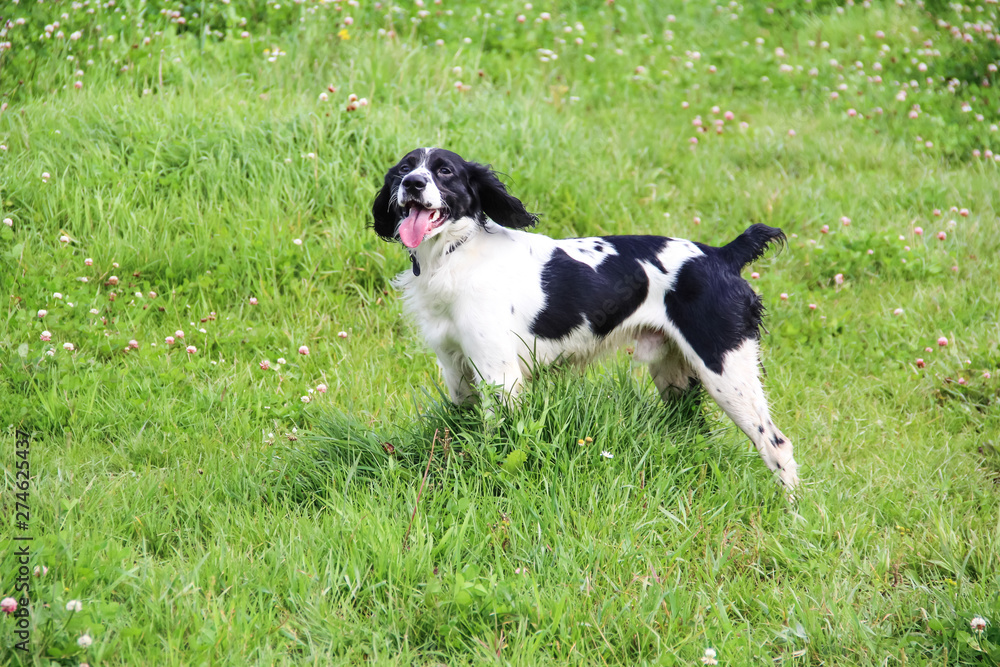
xmin=371 ymin=148 xmax=537 ymax=248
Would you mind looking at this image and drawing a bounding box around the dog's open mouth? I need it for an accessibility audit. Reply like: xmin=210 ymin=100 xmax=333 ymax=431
xmin=399 ymin=204 xmax=447 ymax=248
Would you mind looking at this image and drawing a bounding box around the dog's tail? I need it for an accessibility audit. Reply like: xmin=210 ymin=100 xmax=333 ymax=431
xmin=719 ymin=223 xmax=786 ymax=270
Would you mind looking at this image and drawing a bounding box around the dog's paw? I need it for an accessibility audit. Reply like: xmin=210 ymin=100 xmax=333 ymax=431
xmin=779 ymin=467 xmax=800 ymax=498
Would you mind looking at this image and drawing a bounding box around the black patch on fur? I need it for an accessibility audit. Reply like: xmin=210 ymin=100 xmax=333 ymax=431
xmin=663 ymin=258 xmax=763 ymax=375
xmin=664 ymin=259 xmax=762 ymax=374
xmin=531 ymin=236 xmax=668 ymax=339
xmin=662 ymin=225 xmax=782 ymax=375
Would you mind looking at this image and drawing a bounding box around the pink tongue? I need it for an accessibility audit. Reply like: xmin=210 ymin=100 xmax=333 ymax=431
xmin=399 ymin=208 xmax=434 ymax=248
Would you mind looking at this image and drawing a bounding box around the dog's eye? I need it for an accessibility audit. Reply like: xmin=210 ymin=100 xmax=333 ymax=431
xmin=399 ymin=165 xmax=411 ymax=174
xmin=438 ymin=167 xmax=452 ymax=176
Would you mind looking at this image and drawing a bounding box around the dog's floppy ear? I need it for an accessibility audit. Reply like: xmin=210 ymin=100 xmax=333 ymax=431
xmin=468 ymin=162 xmax=538 ymax=229
xmin=371 ymin=173 xmax=400 ymax=242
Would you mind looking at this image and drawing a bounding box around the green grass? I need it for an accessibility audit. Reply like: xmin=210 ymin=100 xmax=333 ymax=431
xmin=2 ymin=0 xmax=1000 ymax=664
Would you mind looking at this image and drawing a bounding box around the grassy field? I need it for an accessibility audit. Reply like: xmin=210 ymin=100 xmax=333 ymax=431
xmin=2 ymin=0 xmax=1000 ymax=664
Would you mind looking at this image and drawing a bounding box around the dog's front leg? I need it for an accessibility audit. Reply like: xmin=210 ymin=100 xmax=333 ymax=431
xmin=437 ymin=348 xmax=477 ymax=405
xmin=467 ymin=350 xmax=524 ymax=405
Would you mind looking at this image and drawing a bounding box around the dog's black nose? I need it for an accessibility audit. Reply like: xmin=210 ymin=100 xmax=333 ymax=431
xmin=402 ymin=173 xmax=428 ymax=192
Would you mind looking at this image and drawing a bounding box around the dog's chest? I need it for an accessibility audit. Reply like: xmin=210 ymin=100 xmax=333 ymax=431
xmin=402 ymin=235 xmax=547 ymax=341
xmin=403 ymin=275 xmax=479 ymax=350
xmin=399 ymin=253 xmax=480 ymax=337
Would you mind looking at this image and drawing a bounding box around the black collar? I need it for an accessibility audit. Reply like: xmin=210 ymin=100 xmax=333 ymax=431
xmin=446 ymin=233 xmax=472 ymax=255
xmin=409 ymin=232 xmax=473 ymax=277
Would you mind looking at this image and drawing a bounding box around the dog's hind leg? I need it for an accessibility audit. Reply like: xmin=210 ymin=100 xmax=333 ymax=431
xmin=647 ymin=341 xmax=706 ymax=430
xmin=693 ymin=338 xmax=799 ymax=489
xmin=647 ymin=340 xmax=698 ymax=401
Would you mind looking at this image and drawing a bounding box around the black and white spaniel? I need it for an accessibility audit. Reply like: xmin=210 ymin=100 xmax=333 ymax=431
xmin=372 ymin=148 xmax=799 ymax=488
